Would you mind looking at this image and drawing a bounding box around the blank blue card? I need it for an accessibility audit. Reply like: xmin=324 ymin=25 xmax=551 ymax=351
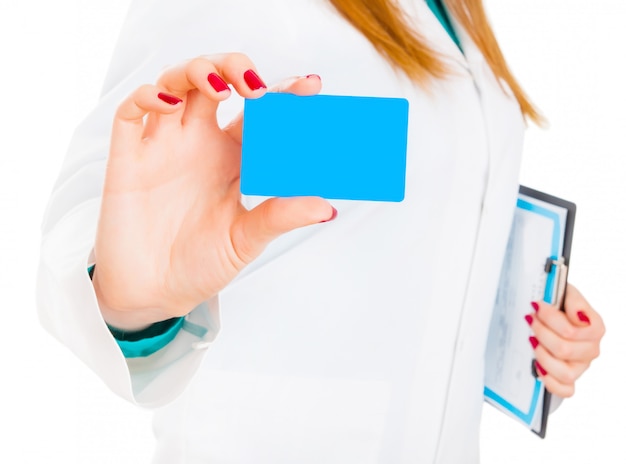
xmin=241 ymin=93 xmax=409 ymax=202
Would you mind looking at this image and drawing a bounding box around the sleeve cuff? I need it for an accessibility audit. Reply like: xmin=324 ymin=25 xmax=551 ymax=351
xmin=111 ymin=317 xmax=186 ymax=358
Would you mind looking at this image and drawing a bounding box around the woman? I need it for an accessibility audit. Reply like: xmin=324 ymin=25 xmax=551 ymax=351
xmin=37 ymin=0 xmax=604 ymax=462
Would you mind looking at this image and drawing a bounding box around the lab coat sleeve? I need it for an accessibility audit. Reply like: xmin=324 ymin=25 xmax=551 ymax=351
xmin=35 ymin=0 xmax=235 ymax=408
xmin=35 ymin=123 xmax=221 ymax=407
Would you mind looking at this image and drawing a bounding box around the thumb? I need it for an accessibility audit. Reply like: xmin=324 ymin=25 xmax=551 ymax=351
xmin=230 ymin=196 xmax=336 ymax=264
xmin=563 ymin=284 xmax=593 ymax=328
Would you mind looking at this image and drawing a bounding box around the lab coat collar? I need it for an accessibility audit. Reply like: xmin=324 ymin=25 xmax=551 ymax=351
xmin=406 ymin=0 xmax=480 ymax=72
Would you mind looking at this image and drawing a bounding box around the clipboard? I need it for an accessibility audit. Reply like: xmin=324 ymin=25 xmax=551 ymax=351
xmin=483 ymin=185 xmax=576 ymax=438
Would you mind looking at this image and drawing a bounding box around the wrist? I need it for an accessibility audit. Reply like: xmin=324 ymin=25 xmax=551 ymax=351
xmin=91 ymin=265 xmax=170 ymax=332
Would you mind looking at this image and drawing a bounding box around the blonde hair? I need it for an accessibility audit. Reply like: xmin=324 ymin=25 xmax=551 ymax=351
xmin=329 ymin=0 xmax=544 ymax=124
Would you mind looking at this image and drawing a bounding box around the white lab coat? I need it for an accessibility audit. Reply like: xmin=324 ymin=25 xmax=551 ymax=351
xmin=36 ymin=0 xmax=526 ymax=462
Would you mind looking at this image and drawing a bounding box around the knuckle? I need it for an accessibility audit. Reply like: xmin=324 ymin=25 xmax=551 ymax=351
xmin=222 ymin=52 xmax=251 ymax=69
xmin=561 ymin=370 xmax=577 ymax=385
xmin=563 ymin=384 xmax=575 ymax=398
xmin=155 ymin=64 xmax=176 ymax=83
xmin=114 ymin=94 xmax=136 ymax=119
xmin=548 ymin=379 xmax=574 ymax=398
xmin=136 ymin=84 xmax=155 ymax=99
xmin=591 ymin=345 xmax=601 ymax=360
xmin=555 ymin=343 xmax=573 ymax=360
xmin=561 ymin=325 xmax=576 ymax=340
xmin=187 ymin=57 xmax=208 ymax=75
xmin=113 ymin=107 xmax=129 ymax=123
xmin=113 ymin=109 xmax=123 ymax=121
xmin=114 ymin=100 xmax=126 ymax=116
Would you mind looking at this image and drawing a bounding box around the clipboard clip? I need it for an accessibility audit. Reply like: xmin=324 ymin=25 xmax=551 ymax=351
xmin=544 ymin=257 xmax=568 ymax=310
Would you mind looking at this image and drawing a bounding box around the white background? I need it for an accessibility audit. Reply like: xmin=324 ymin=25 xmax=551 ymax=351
xmin=1 ymin=0 xmax=624 ymax=462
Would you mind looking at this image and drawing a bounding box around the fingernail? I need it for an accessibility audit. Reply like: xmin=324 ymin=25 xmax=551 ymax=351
xmin=321 ymin=207 xmax=338 ymax=223
xmin=243 ymin=69 xmax=266 ymax=90
xmin=207 ymin=73 xmax=230 ymax=92
xmin=158 ymin=92 xmax=182 ymax=105
xmin=305 ymin=74 xmax=321 ymax=80
xmin=525 ymin=314 xmax=533 ymax=326
xmin=531 ymin=301 xmax=539 ymax=312
xmin=577 ymin=311 xmax=591 ymax=324
xmin=535 ymin=360 xmax=548 ymax=376
xmin=529 ymin=336 xmax=539 ymax=349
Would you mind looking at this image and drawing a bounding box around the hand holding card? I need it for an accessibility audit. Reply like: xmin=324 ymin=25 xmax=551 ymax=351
xmin=241 ymin=93 xmax=409 ymax=202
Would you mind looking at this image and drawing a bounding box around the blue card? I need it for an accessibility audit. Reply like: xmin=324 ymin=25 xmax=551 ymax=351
xmin=241 ymin=93 xmax=408 ymax=202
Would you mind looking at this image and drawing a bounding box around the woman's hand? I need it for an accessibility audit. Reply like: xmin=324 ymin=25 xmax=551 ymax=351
xmin=92 ymin=53 xmax=333 ymax=331
xmin=525 ymin=284 xmax=605 ymax=397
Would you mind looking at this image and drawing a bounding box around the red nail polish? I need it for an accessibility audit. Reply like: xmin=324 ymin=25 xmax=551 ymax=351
xmin=525 ymin=314 xmax=533 ymax=326
xmin=321 ymin=207 xmax=338 ymax=223
xmin=531 ymin=301 xmax=539 ymax=312
xmin=577 ymin=311 xmax=591 ymax=324
xmin=306 ymin=74 xmax=321 ymax=80
xmin=243 ymin=69 xmax=266 ymax=90
xmin=158 ymin=92 xmax=182 ymax=105
xmin=207 ymin=73 xmax=230 ymax=92
xmin=529 ymin=336 xmax=539 ymax=349
xmin=535 ymin=361 xmax=548 ymax=376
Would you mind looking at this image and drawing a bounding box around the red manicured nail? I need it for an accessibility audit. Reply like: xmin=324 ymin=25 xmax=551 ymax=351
xmin=577 ymin=311 xmax=591 ymax=324
xmin=158 ymin=92 xmax=182 ymax=105
xmin=531 ymin=301 xmax=539 ymax=312
xmin=525 ymin=314 xmax=533 ymax=326
xmin=306 ymin=74 xmax=321 ymax=80
xmin=529 ymin=336 xmax=539 ymax=349
xmin=243 ymin=69 xmax=266 ymax=90
xmin=321 ymin=207 xmax=338 ymax=223
xmin=535 ymin=361 xmax=548 ymax=376
xmin=207 ymin=73 xmax=230 ymax=92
